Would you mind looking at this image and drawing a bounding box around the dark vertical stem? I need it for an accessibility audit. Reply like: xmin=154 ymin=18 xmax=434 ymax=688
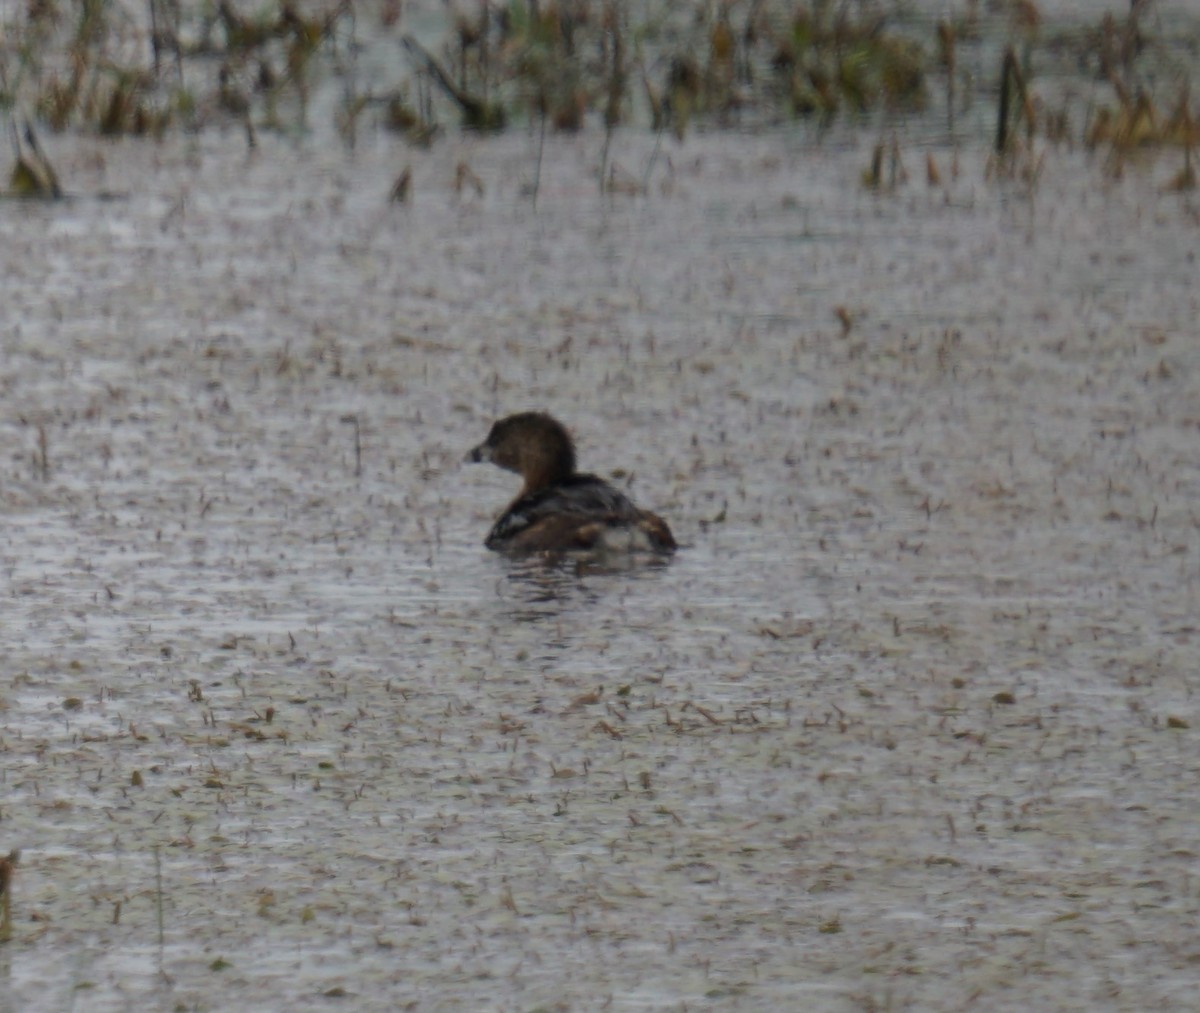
xmin=155 ymin=845 xmax=165 ymax=970
xmin=938 ymin=21 xmax=956 ymax=139
xmin=533 ymin=103 xmax=547 ymax=210
xmin=643 ymin=118 xmax=666 ymax=195
xmin=996 ymin=48 xmax=1026 ymax=155
xmin=480 ymin=1 xmax=490 ymax=105
xmin=172 ymin=0 xmax=185 ymax=89
xmin=148 ymin=0 xmax=161 ymax=75
xmin=996 ymin=50 xmax=1012 ymax=154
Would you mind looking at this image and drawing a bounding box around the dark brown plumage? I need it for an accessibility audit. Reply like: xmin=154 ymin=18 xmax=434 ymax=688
xmin=466 ymin=412 xmax=676 ymax=556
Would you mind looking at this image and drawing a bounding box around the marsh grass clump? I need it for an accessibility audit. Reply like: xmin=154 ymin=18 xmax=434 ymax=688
xmin=401 ymin=2 xmax=929 ymax=140
xmin=1065 ymin=4 xmax=1200 ymax=175
xmin=402 ymin=34 xmax=506 ymax=132
xmin=6 ymin=122 xmax=62 ymax=198
xmin=984 ymin=48 xmax=1046 ymax=188
xmin=773 ymin=5 xmax=926 ymax=120
xmin=0 ymin=850 xmax=18 ymax=943
xmin=0 ymin=0 xmax=1193 ymax=171
xmin=503 ymin=1 xmax=590 ymax=130
xmin=861 ymin=135 xmax=906 ymax=191
xmin=13 ymin=0 xmax=189 ymax=135
xmin=1 ymin=0 xmax=348 ymax=138
xmin=200 ymin=0 xmax=350 ymax=136
xmin=1085 ymin=89 xmax=1200 ymax=153
xmin=402 ymin=2 xmax=602 ymax=133
xmin=981 ymin=1 xmax=1198 ymax=191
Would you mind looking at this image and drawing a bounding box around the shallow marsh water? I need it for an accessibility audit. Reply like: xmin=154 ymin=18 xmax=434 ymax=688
xmin=2 ymin=107 xmax=1200 ymax=1012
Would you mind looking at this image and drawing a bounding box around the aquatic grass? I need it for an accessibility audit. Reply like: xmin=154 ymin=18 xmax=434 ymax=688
xmin=774 ymin=4 xmax=927 ymax=122
xmin=861 ymin=136 xmax=906 ymax=192
xmin=5 ymin=121 xmax=62 ymax=198
xmin=0 ymin=850 xmax=17 ymax=943
xmin=153 ymin=845 xmax=167 ymax=978
xmin=0 ymin=1 xmax=1196 ymax=203
xmin=1086 ymin=86 xmax=1200 ymax=153
xmin=402 ymin=34 xmax=506 ymax=132
xmin=1064 ymin=3 xmax=1200 ymax=178
xmin=390 ymin=2 xmax=932 ymax=141
xmin=1 ymin=0 xmax=346 ymax=137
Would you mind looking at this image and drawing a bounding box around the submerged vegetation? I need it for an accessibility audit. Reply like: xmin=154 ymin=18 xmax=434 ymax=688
xmin=0 ymin=0 xmax=345 ymax=144
xmin=0 ymin=1 xmax=1197 ymax=190
xmin=0 ymin=849 xmax=17 ymax=943
xmin=0 ymin=0 xmax=933 ymax=140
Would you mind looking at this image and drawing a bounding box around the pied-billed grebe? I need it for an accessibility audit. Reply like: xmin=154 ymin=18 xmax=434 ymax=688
xmin=466 ymin=412 xmax=677 ymax=556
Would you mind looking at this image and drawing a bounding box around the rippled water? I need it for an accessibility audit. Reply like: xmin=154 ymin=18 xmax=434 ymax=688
xmin=2 ymin=18 xmax=1200 ymax=1007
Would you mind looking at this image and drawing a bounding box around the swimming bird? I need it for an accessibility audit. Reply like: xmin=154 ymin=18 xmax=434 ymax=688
xmin=466 ymin=412 xmax=676 ymax=556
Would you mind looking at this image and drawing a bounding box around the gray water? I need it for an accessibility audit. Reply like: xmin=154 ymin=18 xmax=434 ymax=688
xmin=2 ymin=13 xmax=1200 ymax=1009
